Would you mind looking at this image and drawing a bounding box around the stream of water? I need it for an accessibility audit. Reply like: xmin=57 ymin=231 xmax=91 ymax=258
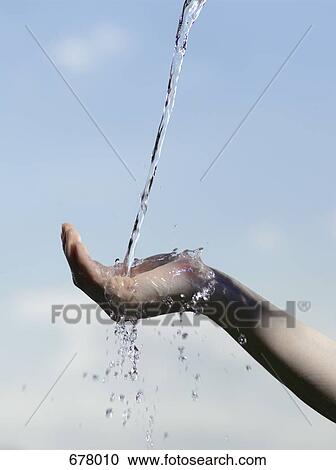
xmin=123 ymin=0 xmax=207 ymax=273
xmin=101 ymin=2 xmax=208 ymax=443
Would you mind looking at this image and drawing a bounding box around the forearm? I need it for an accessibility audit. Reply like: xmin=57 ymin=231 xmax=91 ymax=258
xmin=209 ymin=269 xmax=336 ymax=423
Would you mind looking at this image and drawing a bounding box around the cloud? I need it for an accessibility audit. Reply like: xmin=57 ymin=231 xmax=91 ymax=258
xmin=249 ymin=221 xmax=283 ymax=252
xmin=2 ymin=286 xmax=334 ymax=449
xmin=52 ymin=24 xmax=130 ymax=73
xmin=12 ymin=286 xmax=87 ymax=323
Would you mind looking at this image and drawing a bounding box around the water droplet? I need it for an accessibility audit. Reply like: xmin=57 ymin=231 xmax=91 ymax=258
xmin=109 ymin=392 xmax=116 ymax=402
xmin=182 ymin=332 xmax=188 ymax=340
xmin=105 ymin=408 xmax=113 ymax=418
xmin=129 ymin=367 xmax=138 ymax=381
xmin=135 ymin=390 xmax=144 ymax=403
xmin=115 ymin=258 xmax=120 ymax=263
xmin=191 ymin=390 xmax=199 ymax=401
xmin=163 ymin=432 xmax=169 ymax=439
xmin=119 ymin=394 xmax=125 ymax=402
xmin=163 ymin=296 xmax=174 ymax=307
xmin=92 ymin=374 xmax=99 ymax=381
xmin=246 ymin=365 xmax=252 ymax=371
xmin=145 ymin=430 xmax=154 ymax=447
xmin=194 ymin=373 xmax=201 ymax=381
xmin=122 ymin=408 xmax=131 ymax=426
xmin=129 ymin=331 xmax=138 ymax=342
xmin=178 ymin=345 xmax=187 ymax=362
xmin=82 ymin=372 xmax=87 ymax=379
xmin=238 ymin=333 xmax=247 ymax=346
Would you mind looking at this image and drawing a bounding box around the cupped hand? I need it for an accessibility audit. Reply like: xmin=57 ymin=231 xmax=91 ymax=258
xmin=61 ymin=223 xmax=214 ymax=320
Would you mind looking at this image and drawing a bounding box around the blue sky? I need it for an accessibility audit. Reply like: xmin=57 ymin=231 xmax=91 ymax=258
xmin=1 ymin=0 xmax=336 ymax=448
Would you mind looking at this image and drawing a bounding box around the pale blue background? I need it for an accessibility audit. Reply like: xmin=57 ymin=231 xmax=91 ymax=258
xmin=1 ymin=0 xmax=336 ymax=449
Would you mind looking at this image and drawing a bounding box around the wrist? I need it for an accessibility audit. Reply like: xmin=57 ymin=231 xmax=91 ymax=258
xmin=204 ymin=268 xmax=263 ymax=331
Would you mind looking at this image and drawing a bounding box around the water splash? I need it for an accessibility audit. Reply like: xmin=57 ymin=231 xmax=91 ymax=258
xmin=113 ymin=316 xmax=140 ymax=381
xmin=124 ymin=0 xmax=207 ymax=273
xmin=145 ymin=414 xmax=155 ymax=448
xmin=238 ymin=333 xmax=247 ymax=346
xmin=99 ymin=1 xmax=210 ymax=436
xmin=105 ymin=408 xmax=113 ymax=418
xmin=178 ymin=345 xmax=187 ymax=362
xmin=135 ymin=390 xmax=144 ymax=403
xmin=191 ymin=390 xmax=199 ymax=401
xmin=122 ymin=408 xmax=131 ymax=426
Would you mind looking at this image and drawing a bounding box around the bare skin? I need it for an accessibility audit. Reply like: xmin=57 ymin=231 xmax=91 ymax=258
xmin=61 ymin=223 xmax=213 ymax=319
xmin=61 ymin=223 xmax=336 ymax=424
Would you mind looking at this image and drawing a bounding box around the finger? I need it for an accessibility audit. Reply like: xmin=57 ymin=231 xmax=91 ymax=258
xmin=61 ymin=223 xmax=90 ymax=274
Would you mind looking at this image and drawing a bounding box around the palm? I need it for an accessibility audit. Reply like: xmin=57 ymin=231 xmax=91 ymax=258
xmin=61 ymin=223 xmax=212 ymax=320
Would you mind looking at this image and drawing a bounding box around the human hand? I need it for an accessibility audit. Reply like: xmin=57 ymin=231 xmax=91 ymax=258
xmin=61 ymin=223 xmax=214 ymax=320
